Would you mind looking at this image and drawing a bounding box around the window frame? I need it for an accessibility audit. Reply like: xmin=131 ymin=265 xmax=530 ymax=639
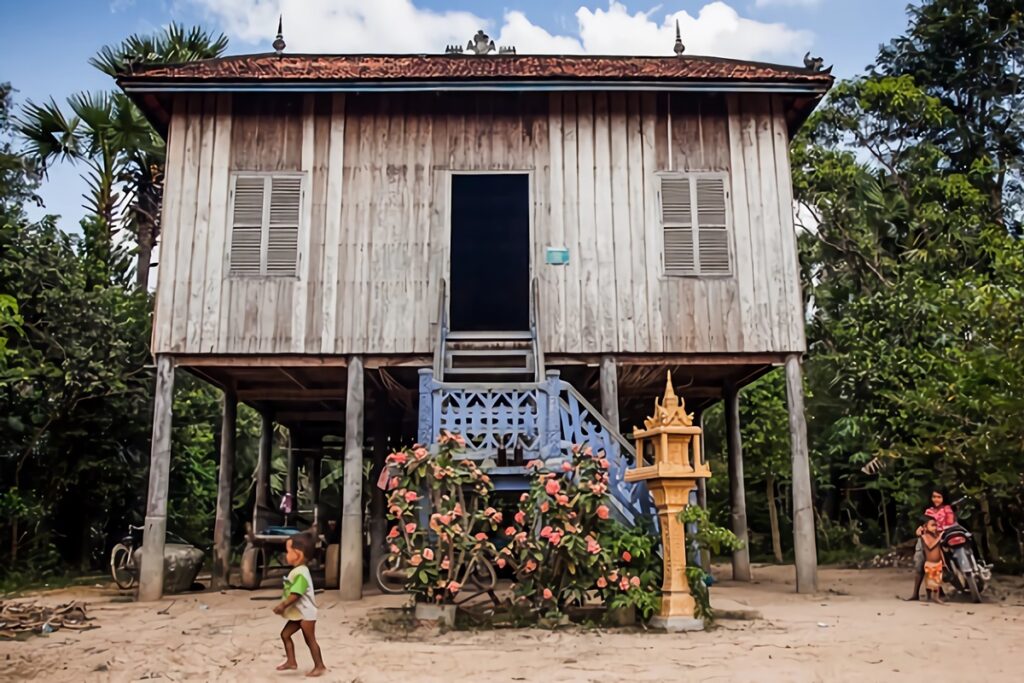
xmin=226 ymin=171 xmax=306 ymax=279
xmin=655 ymin=170 xmax=734 ymax=278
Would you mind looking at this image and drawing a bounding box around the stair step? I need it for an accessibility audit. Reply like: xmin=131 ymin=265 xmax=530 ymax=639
xmin=442 ymin=367 xmax=535 ymax=376
xmin=446 ymin=330 xmax=532 ymax=341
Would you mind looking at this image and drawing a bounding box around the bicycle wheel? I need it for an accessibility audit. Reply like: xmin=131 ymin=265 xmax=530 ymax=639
xmin=375 ymin=554 xmax=408 ymax=594
xmin=465 ymin=557 xmax=497 ymax=591
xmin=110 ymin=543 xmax=135 ymax=590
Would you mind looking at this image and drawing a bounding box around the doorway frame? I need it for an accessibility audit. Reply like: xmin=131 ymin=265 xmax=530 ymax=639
xmin=443 ymin=169 xmax=536 ymax=333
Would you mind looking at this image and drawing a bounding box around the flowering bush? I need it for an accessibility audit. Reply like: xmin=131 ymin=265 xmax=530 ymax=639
xmin=384 ymin=432 xmax=501 ymax=604
xmin=499 ymin=444 xmax=662 ymax=620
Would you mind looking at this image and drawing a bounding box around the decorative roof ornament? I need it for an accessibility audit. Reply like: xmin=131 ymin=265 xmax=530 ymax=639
xmin=449 ymin=29 xmax=516 ymax=56
xmin=643 ymin=371 xmax=694 ymax=430
xmin=273 ymin=15 xmax=286 ymax=56
xmin=802 ymin=52 xmax=832 ymax=73
xmin=673 ymin=20 xmax=685 ymax=57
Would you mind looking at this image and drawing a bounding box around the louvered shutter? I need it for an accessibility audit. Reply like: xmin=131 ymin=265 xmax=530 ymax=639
xmin=229 ymin=176 xmax=265 ymax=276
xmin=660 ymin=173 xmax=731 ymax=277
xmin=695 ymin=176 xmax=731 ymax=275
xmin=266 ymin=176 xmax=301 ymax=276
xmin=661 ymin=176 xmax=695 ymax=276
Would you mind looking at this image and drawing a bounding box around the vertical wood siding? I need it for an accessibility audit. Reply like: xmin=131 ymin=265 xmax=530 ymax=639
xmin=153 ymin=91 xmax=805 ymax=356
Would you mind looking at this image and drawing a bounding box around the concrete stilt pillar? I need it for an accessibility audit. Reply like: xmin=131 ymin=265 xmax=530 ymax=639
xmin=785 ymin=354 xmax=818 ymax=593
xmin=138 ymin=355 xmax=175 ymax=602
xmin=212 ymin=385 xmax=237 ymax=589
xmin=725 ymin=382 xmax=752 ymax=582
xmin=339 ymin=356 xmax=365 ymax=600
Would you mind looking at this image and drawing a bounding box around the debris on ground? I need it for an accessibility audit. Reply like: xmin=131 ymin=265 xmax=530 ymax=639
xmin=0 ymin=601 xmax=97 ymax=638
xmin=857 ymin=541 xmax=915 ymax=569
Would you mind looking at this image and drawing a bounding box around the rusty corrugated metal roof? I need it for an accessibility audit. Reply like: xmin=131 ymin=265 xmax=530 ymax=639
xmin=122 ymin=53 xmax=833 ymax=86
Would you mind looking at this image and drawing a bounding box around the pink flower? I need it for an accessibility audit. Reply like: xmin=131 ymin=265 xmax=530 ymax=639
xmin=520 ymin=492 xmax=529 ymax=502
xmin=548 ymin=532 xmax=563 ymax=545
xmin=387 ymin=527 xmax=399 ymax=539
xmin=524 ymin=559 xmax=537 ymax=573
xmin=434 ymin=468 xmax=446 ymax=480
xmin=389 ymin=544 xmax=399 ymax=553
xmin=596 ymin=505 xmax=610 ymax=520
xmin=586 ymin=537 xmax=601 ymax=555
xmin=387 ymin=451 xmax=408 ymax=465
xmin=410 ymin=554 xmax=423 ymax=566
xmin=405 ymin=522 xmax=417 ymax=533
xmin=583 ymin=446 xmax=593 ymax=456
xmin=540 ymin=526 xmax=552 ymax=539
xmin=453 ymin=503 xmax=463 ymax=516
xmin=496 ymin=558 xmax=506 ymax=568
xmin=484 ymin=507 xmax=497 ymax=517
xmin=622 ymin=551 xmax=632 ymax=562
xmin=609 ymin=571 xmax=619 ymax=581
xmin=630 ymin=576 xmax=641 ymax=588
xmin=423 ymin=548 xmax=435 ymax=561
xmin=540 ymin=502 xmax=550 ymax=513
xmin=514 ymin=511 xmax=526 ymax=525
xmin=571 ymin=444 xmax=581 ymax=454
xmin=526 ymin=459 xmax=542 ymax=470
xmin=514 ymin=532 xmax=527 ymax=543
xmin=542 ymin=588 xmax=553 ymax=600
xmin=447 ymin=581 xmax=461 ymax=594
xmin=561 ymin=461 xmax=572 ymax=472
xmin=565 ymin=523 xmax=577 ymax=533
xmin=492 ymin=512 xmax=503 ymax=524
xmin=596 ymin=576 xmax=607 ymax=588
xmin=545 ymin=480 xmax=560 ymax=495
xmin=556 ymin=494 xmax=569 ymax=506
xmin=438 ymin=514 xmax=452 ymax=526
xmin=620 ymin=578 xmax=630 ymax=591
xmin=441 ymin=557 xmax=450 ymax=570
xmin=505 ymin=526 xmax=517 ymax=536
xmin=414 ymin=447 xmax=429 ymax=460
xmin=599 ymin=458 xmax=610 ymax=469
xmin=389 ymin=476 xmax=400 ymax=489
xmin=475 ymin=532 xmax=488 ymax=541
xmin=404 ymin=491 xmax=419 ymax=503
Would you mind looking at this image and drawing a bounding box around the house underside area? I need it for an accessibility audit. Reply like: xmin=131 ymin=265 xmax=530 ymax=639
xmin=137 ymin=350 xmax=816 ymax=602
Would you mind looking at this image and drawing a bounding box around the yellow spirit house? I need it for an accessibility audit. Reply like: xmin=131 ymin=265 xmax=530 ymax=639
xmin=119 ymin=30 xmax=832 ymax=601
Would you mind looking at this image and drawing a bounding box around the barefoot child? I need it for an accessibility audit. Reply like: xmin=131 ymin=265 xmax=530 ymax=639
xmin=273 ymin=532 xmax=326 ymax=676
xmin=920 ymin=518 xmax=945 ymax=604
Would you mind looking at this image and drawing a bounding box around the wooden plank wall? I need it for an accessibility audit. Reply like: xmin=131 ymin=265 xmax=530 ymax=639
xmin=153 ymin=91 xmax=805 ymax=356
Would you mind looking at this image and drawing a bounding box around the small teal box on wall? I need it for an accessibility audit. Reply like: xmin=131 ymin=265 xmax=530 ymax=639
xmin=545 ymin=246 xmax=570 ymax=266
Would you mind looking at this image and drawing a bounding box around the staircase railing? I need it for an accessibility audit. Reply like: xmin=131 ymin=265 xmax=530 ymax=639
xmin=417 ymin=368 xmax=655 ymax=525
xmin=432 ymin=278 xmax=449 ymax=381
xmin=529 ymin=277 xmax=544 ymax=381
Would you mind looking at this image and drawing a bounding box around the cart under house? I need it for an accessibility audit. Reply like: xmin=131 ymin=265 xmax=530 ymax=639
xmin=118 ymin=32 xmax=833 ymax=601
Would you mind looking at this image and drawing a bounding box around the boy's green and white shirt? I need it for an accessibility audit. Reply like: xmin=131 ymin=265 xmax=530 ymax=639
xmin=281 ymin=565 xmax=317 ymax=621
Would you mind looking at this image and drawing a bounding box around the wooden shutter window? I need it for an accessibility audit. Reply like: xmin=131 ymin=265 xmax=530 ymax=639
xmin=660 ymin=173 xmax=731 ymax=277
xmin=229 ymin=176 xmax=264 ymax=276
xmin=229 ymin=174 xmax=302 ymax=277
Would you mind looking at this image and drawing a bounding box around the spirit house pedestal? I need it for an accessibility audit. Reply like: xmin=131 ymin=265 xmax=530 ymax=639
xmin=626 ymin=372 xmax=711 ymax=632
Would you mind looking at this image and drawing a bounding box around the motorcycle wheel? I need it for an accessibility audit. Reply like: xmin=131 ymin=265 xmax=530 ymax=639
xmin=110 ymin=543 xmax=135 ymax=590
xmin=965 ymin=573 xmax=982 ymax=604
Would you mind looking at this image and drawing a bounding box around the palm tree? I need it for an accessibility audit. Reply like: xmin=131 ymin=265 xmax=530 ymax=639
xmin=17 ymin=23 xmax=228 ymax=289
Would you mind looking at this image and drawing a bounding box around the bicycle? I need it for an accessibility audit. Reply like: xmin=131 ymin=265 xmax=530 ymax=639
xmin=109 ymin=524 xmax=192 ymax=590
xmin=373 ymin=551 xmax=498 ymax=597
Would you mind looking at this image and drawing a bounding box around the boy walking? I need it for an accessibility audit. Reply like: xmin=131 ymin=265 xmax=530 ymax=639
xmin=273 ymin=532 xmax=327 ymax=676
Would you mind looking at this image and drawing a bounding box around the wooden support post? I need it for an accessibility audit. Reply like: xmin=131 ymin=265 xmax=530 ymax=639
xmin=785 ymin=354 xmax=818 ymax=593
xmin=696 ymin=411 xmax=711 ymax=569
xmin=212 ymin=385 xmax=237 ymax=590
xmin=254 ymin=412 xmax=273 ymax=533
xmin=599 ymin=355 xmax=620 ymax=431
xmin=340 ymin=356 xmax=365 ymax=600
xmin=286 ymin=436 xmax=299 ymax=522
xmin=725 ymin=382 xmax=752 ymax=582
xmin=369 ymin=392 xmax=388 ymax=581
xmin=139 ymin=355 xmax=175 ymax=602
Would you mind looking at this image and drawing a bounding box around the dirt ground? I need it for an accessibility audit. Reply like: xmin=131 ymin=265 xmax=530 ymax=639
xmin=2 ymin=563 xmax=1022 ymax=683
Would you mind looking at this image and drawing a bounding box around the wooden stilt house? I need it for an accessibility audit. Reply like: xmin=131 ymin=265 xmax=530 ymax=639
xmin=118 ymin=31 xmax=832 ymax=601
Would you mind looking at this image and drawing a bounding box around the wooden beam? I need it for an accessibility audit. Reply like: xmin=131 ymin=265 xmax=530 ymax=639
xmin=276 ymin=411 xmax=346 ymax=422
xmin=174 ymin=355 xmax=350 ymax=367
xmin=340 ymin=357 xmax=365 ymax=600
xmin=254 ymin=412 xmax=273 ymax=533
xmin=599 ymin=355 xmax=620 ymax=431
xmin=725 ymin=382 xmax=752 ymax=582
xmin=237 ymin=389 xmax=346 ymax=401
xmin=547 ymin=353 xmax=788 ymax=367
xmin=212 ymin=386 xmax=237 ymax=589
xmin=139 ymin=355 xmax=175 ymax=602
xmin=785 ymin=354 xmax=818 ymax=593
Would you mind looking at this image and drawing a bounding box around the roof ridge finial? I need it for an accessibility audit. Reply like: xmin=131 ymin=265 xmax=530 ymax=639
xmin=663 ymin=371 xmax=679 ymax=409
xmin=273 ymin=15 xmax=286 ymax=56
xmin=673 ymin=19 xmax=685 ymax=57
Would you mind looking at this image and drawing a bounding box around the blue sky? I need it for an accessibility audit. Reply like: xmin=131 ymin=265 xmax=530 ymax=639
xmin=1 ymin=0 xmax=917 ymax=230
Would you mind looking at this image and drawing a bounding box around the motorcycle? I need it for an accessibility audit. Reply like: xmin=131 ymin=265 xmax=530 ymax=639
xmin=940 ymin=497 xmax=993 ymax=603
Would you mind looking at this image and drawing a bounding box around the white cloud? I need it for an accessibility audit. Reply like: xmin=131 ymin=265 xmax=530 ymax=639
xmin=185 ymin=0 xmax=813 ymax=62
xmin=753 ymin=0 xmax=822 ymax=7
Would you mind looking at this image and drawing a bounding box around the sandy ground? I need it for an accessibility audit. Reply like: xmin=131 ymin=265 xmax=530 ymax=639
xmin=2 ymin=564 xmax=1023 ymax=683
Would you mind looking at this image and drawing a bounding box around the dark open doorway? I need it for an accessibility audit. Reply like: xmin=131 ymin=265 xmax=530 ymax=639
xmin=449 ymin=174 xmax=530 ymax=332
